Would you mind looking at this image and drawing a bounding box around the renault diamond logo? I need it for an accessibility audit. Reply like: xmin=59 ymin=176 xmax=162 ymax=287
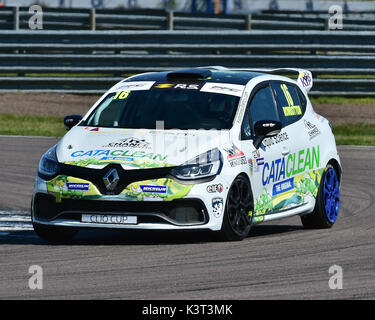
xmin=103 ymin=168 xmax=120 ymax=191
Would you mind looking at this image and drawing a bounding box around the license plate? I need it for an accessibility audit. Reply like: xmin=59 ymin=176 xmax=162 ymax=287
xmin=81 ymin=214 xmax=137 ymax=225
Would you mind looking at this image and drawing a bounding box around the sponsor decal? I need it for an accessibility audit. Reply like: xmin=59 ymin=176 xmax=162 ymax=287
xmin=249 ymin=159 xmax=254 ymax=175
xmin=207 ymin=184 xmax=223 ymax=193
xmin=262 ymin=122 xmax=276 ymax=128
xmin=252 ymin=150 xmax=260 ymax=159
xmin=115 ymin=81 xmax=155 ymax=92
xmin=299 ymin=71 xmax=312 ymax=88
xmin=283 ymin=105 xmax=302 ymax=116
xmin=125 ymin=179 xmax=193 ymax=201
xmin=152 ymin=83 xmax=203 ymax=90
xmin=212 ymin=197 xmax=224 ymax=217
xmin=237 ymin=91 xmax=250 ymax=123
xmin=249 ymin=158 xmax=264 ymax=175
xmin=47 ymin=176 xmax=192 ymax=202
xmin=272 ymin=178 xmax=294 ymax=196
xmin=224 ymin=145 xmax=246 ymax=167
xmin=70 ymin=149 xmax=167 ymax=162
xmin=201 ymin=82 xmax=245 ymax=97
xmin=84 ymin=127 xmax=99 ymax=132
xmin=46 ymin=176 xmax=97 ymax=203
xmin=280 ymin=83 xmax=302 ymax=116
xmin=262 ymin=145 xmax=320 ymax=186
xmin=236 ymin=90 xmax=250 ymax=123
xmin=262 ymin=132 xmax=289 ymax=148
xmin=103 ymin=137 xmax=151 ymax=149
xmin=100 ymin=156 xmax=134 ymax=161
xmin=66 ymin=182 xmax=89 ymax=191
xmin=255 ymin=169 xmax=324 ymax=216
xmin=304 ymin=120 xmax=320 ymax=140
xmin=229 ymin=157 xmax=247 ymax=167
xmin=256 ymin=158 xmax=264 ymax=166
xmin=226 ymin=146 xmax=244 ymax=159
xmin=249 ymin=159 xmax=261 ymax=176
xmin=140 ymin=185 xmax=167 ymax=194
xmin=153 ymin=83 xmax=174 ymax=89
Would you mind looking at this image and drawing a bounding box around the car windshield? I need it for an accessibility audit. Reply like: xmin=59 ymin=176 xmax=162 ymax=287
xmin=84 ymin=87 xmax=240 ymax=130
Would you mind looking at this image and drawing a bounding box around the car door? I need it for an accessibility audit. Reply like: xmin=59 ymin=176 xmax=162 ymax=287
xmin=269 ymin=80 xmax=316 ymax=210
xmin=240 ymin=82 xmax=290 ymax=219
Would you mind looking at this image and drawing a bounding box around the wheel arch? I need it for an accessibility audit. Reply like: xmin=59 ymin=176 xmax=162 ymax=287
xmin=328 ymin=158 xmax=342 ymax=183
xmin=235 ymin=171 xmax=254 ymax=194
xmin=236 ymin=172 xmax=251 ymax=184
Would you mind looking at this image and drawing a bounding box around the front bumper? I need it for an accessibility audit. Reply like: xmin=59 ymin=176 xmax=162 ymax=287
xmin=32 ymin=172 xmax=229 ymax=231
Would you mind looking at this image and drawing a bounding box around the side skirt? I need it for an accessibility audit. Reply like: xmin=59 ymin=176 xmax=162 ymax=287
xmin=252 ymin=196 xmax=315 ymax=225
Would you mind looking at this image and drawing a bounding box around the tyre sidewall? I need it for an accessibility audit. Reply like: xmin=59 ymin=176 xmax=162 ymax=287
xmin=220 ymin=175 xmax=253 ymax=241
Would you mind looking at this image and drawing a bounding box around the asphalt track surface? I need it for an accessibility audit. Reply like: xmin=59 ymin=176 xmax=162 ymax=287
xmin=0 ymin=136 xmax=374 ymax=300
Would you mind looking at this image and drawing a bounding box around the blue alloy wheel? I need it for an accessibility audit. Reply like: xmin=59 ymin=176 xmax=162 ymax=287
xmin=300 ymin=164 xmax=340 ymax=229
xmin=323 ymin=168 xmax=340 ymax=224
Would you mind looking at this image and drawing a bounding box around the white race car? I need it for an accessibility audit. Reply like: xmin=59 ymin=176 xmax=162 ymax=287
xmin=32 ymin=67 xmax=342 ymax=242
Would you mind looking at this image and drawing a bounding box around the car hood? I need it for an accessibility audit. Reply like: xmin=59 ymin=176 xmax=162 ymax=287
xmin=56 ymin=126 xmax=231 ymax=169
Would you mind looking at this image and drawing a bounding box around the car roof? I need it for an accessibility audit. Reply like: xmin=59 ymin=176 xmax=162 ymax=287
xmin=126 ymin=69 xmax=264 ymax=86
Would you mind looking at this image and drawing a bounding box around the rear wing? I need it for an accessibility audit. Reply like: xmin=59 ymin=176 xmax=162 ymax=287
xmin=201 ymin=66 xmax=313 ymax=93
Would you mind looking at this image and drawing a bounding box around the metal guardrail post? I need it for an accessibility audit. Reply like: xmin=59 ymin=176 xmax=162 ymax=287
xmin=246 ymin=14 xmax=252 ymax=30
xmin=13 ymin=7 xmax=19 ymax=31
xmin=90 ymin=9 xmax=96 ymax=31
xmin=167 ymin=11 xmax=174 ymax=30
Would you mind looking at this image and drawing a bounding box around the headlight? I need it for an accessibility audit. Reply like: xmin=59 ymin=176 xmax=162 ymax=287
xmin=38 ymin=145 xmax=60 ymax=178
xmin=171 ymin=148 xmax=222 ymax=181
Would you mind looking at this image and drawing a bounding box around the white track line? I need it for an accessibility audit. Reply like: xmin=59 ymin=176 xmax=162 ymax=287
xmin=0 ymin=226 xmax=34 ymax=232
xmin=0 ymin=216 xmax=31 ymax=222
xmin=0 ymin=211 xmax=33 ymax=232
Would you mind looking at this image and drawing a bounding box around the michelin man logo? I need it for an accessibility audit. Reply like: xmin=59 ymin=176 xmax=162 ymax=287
xmin=212 ymin=197 xmax=224 ymax=217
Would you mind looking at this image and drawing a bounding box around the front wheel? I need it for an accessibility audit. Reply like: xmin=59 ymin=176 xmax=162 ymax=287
xmin=219 ymin=175 xmax=254 ymax=241
xmin=301 ymin=164 xmax=340 ymax=229
xmin=33 ymin=223 xmax=78 ymax=243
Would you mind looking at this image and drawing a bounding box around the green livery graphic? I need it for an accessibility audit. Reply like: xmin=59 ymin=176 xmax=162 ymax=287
xmin=254 ymin=168 xmax=324 ymax=219
xmin=67 ymin=149 xmax=170 ymax=169
xmin=64 ymin=157 xmax=171 ymax=169
xmin=46 ymin=175 xmax=193 ymax=203
xmin=122 ymin=179 xmax=193 ymax=201
xmin=46 ymin=175 xmax=101 ymax=202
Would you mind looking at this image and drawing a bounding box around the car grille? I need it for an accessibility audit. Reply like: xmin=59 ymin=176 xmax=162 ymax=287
xmin=57 ymin=163 xmax=175 ymax=195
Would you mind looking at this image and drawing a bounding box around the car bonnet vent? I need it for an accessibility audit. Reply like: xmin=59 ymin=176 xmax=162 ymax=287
xmin=167 ymin=68 xmax=212 ymax=81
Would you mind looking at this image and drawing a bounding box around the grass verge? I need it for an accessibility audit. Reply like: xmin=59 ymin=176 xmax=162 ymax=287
xmin=310 ymin=96 xmax=375 ymax=105
xmin=0 ymin=113 xmax=374 ymax=146
xmin=0 ymin=113 xmax=65 ymax=137
xmin=333 ymin=123 xmax=375 ymax=146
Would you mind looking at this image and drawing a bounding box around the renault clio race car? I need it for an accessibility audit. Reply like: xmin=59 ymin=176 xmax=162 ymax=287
xmin=32 ymin=67 xmax=342 ymax=242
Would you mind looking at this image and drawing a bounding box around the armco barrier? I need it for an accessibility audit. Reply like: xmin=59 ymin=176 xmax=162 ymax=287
xmin=1 ymin=30 xmax=375 ymax=95
xmin=1 ymin=6 xmax=375 ymax=31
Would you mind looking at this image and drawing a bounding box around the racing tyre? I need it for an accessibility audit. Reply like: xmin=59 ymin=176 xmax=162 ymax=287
xmin=301 ymin=164 xmax=340 ymax=229
xmin=33 ymin=223 xmax=78 ymax=243
xmin=219 ymin=175 xmax=254 ymax=241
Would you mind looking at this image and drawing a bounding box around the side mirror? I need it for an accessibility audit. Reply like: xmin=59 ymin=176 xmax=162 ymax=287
xmin=64 ymin=115 xmax=83 ymax=131
xmin=253 ymin=120 xmax=282 ymax=149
